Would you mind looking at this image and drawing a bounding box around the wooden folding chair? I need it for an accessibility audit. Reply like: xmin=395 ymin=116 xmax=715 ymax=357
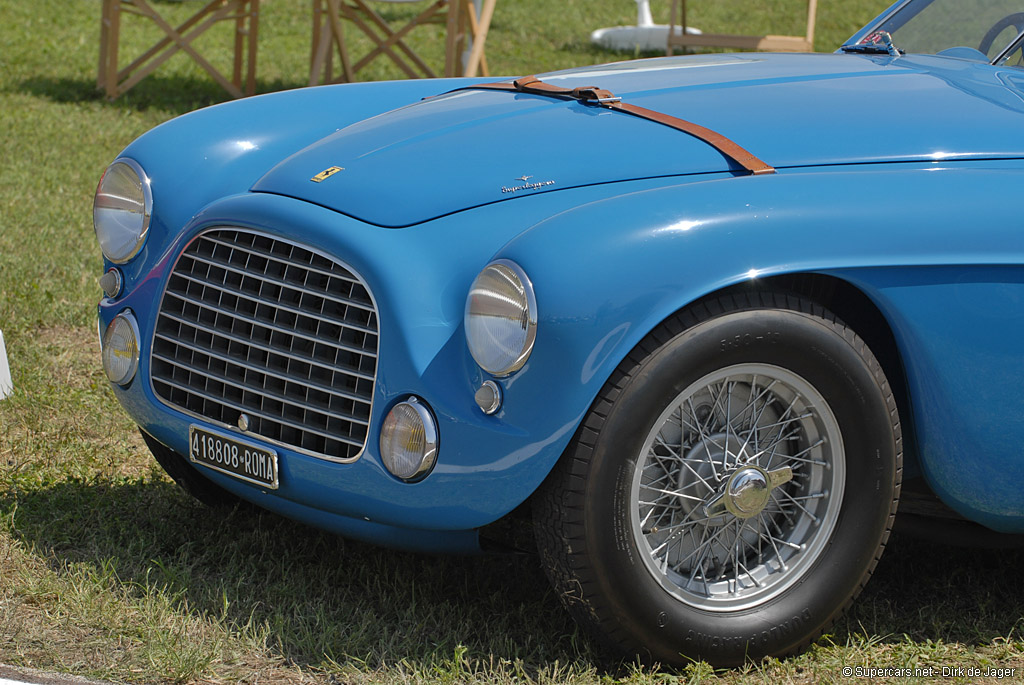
xmin=310 ymin=0 xmax=496 ymax=85
xmin=98 ymin=0 xmax=259 ymax=100
xmin=668 ymin=0 xmax=817 ymax=54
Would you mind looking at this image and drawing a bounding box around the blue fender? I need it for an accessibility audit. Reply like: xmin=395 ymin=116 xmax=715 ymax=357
xmin=493 ymin=161 xmax=1024 ymax=532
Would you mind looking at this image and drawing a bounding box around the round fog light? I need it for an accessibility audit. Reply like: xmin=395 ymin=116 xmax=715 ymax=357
xmin=380 ymin=397 xmax=438 ymax=481
xmin=101 ymin=312 xmax=140 ymax=386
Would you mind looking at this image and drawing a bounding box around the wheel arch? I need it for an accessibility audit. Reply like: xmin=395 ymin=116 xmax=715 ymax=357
xmin=605 ymin=271 xmax=917 ymax=475
xmin=526 ymin=269 xmax=915 ymax=498
xmin=717 ymin=273 xmax=916 ymax=473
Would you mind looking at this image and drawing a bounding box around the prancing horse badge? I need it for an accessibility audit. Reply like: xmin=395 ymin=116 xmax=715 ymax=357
xmin=311 ymin=166 xmax=344 ymax=183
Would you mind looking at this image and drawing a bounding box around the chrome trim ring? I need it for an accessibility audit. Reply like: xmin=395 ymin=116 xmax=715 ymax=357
xmin=380 ymin=396 xmax=439 ymax=482
xmin=96 ymin=157 xmax=152 ymax=264
xmin=100 ymin=268 xmax=123 ymax=299
xmin=474 ymin=380 xmax=503 ymax=415
xmin=629 ymin=363 xmax=845 ymax=611
xmin=102 ymin=310 xmax=141 ymax=386
xmin=465 ymin=259 xmax=537 ymax=377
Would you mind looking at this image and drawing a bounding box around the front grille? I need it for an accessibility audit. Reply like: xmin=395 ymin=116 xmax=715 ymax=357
xmin=151 ymin=228 xmax=378 ymax=461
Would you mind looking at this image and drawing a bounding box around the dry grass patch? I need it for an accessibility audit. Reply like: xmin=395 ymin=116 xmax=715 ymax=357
xmin=0 ymin=533 xmax=290 ymax=683
xmin=0 ymin=324 xmax=150 ymax=488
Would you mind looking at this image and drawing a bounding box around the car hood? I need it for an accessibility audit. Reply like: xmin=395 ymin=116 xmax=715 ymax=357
xmin=252 ymin=52 xmax=1024 ymax=227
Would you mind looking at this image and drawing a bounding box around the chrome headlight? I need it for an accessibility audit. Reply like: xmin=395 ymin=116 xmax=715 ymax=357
xmin=465 ymin=260 xmax=537 ymax=377
xmin=93 ymin=158 xmax=151 ymax=264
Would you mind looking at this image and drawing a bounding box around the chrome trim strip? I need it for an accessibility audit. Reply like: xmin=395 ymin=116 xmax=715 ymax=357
xmin=994 ymin=28 xmax=1024 ymax=65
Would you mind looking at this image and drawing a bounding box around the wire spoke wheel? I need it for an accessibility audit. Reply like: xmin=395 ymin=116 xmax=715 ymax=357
xmin=631 ymin=363 xmax=844 ymax=611
xmin=533 ymin=292 xmax=901 ymax=667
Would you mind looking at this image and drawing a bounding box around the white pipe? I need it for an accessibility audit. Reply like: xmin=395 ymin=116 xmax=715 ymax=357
xmin=591 ymin=0 xmax=701 ymax=52
xmin=636 ymin=0 xmax=654 ymax=28
xmin=0 ymin=330 xmax=12 ymax=400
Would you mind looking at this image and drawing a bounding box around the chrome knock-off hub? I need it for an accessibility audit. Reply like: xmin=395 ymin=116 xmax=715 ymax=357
xmin=703 ymin=465 xmax=794 ymax=520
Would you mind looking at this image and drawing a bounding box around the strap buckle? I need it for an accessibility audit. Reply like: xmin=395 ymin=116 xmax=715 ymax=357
xmin=572 ymin=87 xmax=622 ymax=105
xmin=444 ymin=75 xmax=775 ymax=175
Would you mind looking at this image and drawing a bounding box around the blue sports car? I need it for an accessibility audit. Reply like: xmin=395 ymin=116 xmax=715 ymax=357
xmin=93 ymin=0 xmax=1024 ymax=666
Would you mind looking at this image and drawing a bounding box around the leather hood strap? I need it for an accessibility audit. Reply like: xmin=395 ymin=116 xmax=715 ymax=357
xmin=448 ymin=75 xmax=775 ymax=176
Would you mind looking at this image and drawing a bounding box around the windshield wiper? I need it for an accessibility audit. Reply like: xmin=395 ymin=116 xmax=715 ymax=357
xmin=839 ymin=43 xmax=893 ymax=54
xmin=840 ymin=30 xmax=902 ymax=57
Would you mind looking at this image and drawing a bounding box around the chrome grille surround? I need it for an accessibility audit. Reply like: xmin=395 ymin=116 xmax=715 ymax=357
xmin=150 ymin=228 xmax=378 ymax=462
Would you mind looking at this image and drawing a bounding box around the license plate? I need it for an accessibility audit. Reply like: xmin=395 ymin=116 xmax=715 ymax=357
xmin=189 ymin=425 xmax=279 ymax=489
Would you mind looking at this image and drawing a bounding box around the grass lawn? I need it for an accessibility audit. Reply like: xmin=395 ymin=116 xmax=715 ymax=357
xmin=3 ymin=0 xmax=1024 ymax=683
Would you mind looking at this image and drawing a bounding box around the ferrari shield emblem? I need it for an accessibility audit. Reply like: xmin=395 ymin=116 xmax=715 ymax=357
xmin=311 ymin=166 xmax=344 ymax=183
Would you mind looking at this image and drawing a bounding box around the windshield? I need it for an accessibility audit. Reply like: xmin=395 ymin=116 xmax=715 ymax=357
xmin=851 ymin=0 xmax=1024 ymax=64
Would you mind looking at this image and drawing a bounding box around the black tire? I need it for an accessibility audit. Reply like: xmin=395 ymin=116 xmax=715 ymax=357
xmin=141 ymin=430 xmax=243 ymax=509
xmin=533 ymin=290 xmax=901 ymax=667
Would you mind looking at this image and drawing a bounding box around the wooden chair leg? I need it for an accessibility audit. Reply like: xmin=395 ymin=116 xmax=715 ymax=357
xmin=246 ymin=0 xmax=258 ymax=95
xmin=805 ymin=0 xmax=817 ymax=50
xmin=464 ymin=0 xmax=495 ymax=77
xmin=234 ymin=4 xmax=244 ymax=88
xmin=311 ymin=0 xmax=328 ymax=84
xmin=98 ymin=0 xmax=109 ymax=91
xmin=98 ymin=0 xmax=121 ymax=98
xmin=126 ymin=1 xmax=246 ymax=98
xmin=312 ymin=0 xmax=495 ymax=83
xmin=444 ymin=0 xmax=463 ymax=77
xmin=346 ymin=0 xmax=438 ymax=79
xmin=667 ymin=0 xmax=680 ymax=56
xmin=99 ymin=0 xmax=259 ymax=99
xmin=328 ymin=0 xmax=358 ymax=82
xmin=232 ymin=0 xmax=260 ymax=95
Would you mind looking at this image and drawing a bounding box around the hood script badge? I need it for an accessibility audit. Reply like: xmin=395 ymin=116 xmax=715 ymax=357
xmin=502 ymin=175 xmax=555 ymax=194
xmin=311 ymin=166 xmax=344 ymax=183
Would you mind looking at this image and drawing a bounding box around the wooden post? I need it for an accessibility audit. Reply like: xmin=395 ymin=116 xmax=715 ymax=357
xmin=98 ymin=0 xmax=122 ymax=98
xmin=444 ymin=0 xmax=463 ymax=77
xmin=464 ymin=0 xmax=495 ymax=77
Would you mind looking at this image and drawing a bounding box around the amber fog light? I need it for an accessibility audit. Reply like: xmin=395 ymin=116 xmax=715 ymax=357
xmin=379 ymin=397 xmax=438 ymax=481
xmin=101 ymin=312 xmax=140 ymax=386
